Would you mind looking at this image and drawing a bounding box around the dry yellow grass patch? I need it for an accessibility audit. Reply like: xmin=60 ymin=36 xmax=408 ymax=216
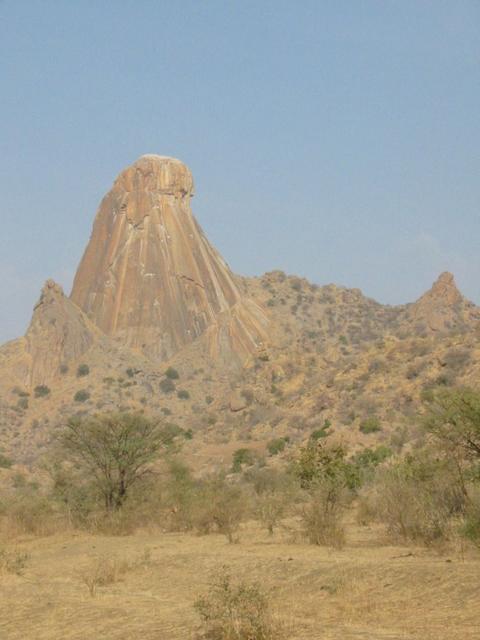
xmin=0 ymin=520 xmax=478 ymax=639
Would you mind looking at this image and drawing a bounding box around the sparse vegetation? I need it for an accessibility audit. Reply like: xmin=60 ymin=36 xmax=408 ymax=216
xmin=232 ymin=448 xmax=256 ymax=473
xmin=160 ymin=378 xmax=176 ymax=393
xmin=74 ymin=389 xmax=90 ymax=403
xmin=359 ymin=415 xmax=382 ymax=434
xmin=195 ymin=567 xmax=283 ymax=639
xmin=77 ymin=363 xmax=90 ymax=377
xmin=34 ymin=385 xmax=50 ymax=398
xmin=58 ymin=413 xmax=166 ymax=510
xmin=0 ymin=453 xmax=13 ymax=469
xmin=0 ymin=548 xmax=29 ymax=575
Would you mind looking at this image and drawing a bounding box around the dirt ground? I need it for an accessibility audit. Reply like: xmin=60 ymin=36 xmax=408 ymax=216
xmin=1 ymin=519 xmax=479 ymax=640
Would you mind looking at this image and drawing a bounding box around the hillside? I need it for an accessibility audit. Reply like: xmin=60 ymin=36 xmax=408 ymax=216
xmin=0 ymin=156 xmax=478 ymax=469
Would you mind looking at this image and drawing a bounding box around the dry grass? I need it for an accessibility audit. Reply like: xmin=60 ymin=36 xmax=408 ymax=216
xmin=0 ymin=517 xmax=479 ymax=639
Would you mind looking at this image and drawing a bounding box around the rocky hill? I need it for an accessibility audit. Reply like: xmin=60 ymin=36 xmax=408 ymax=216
xmin=0 ymin=155 xmax=478 ymax=468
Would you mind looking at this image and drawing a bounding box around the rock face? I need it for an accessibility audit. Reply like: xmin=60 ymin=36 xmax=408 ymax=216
xmin=26 ymin=280 xmax=97 ymax=385
xmin=0 ymin=280 xmax=99 ymax=388
xmin=407 ymin=272 xmax=480 ymax=332
xmin=71 ymin=155 xmax=267 ymax=363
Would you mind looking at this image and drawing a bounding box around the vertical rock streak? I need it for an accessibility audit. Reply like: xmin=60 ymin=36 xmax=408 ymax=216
xmin=71 ymin=155 xmax=267 ymax=362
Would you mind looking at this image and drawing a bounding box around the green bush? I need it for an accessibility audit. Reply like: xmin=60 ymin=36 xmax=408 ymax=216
xmin=359 ymin=416 xmax=382 ymax=434
xmin=310 ymin=420 xmax=332 ymax=441
xmin=165 ymin=367 xmax=179 ymax=380
xmin=34 ymin=385 xmax=50 ymax=398
xmin=160 ymin=378 xmax=176 ymax=394
xmin=232 ymin=448 xmax=256 ymax=473
xmin=0 ymin=453 xmax=13 ymax=469
xmin=266 ymin=438 xmax=287 ymax=456
xmin=77 ymin=364 xmax=90 ymax=377
xmin=74 ymin=390 xmax=90 ymax=403
xmin=353 ymin=446 xmax=392 ymax=468
xmin=17 ymin=397 xmax=29 ymax=410
xmin=177 ymin=389 xmax=190 ymax=400
xmin=460 ymin=496 xmax=480 ymax=547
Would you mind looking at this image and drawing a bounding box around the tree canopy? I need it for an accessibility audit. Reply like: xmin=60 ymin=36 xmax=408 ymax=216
xmin=59 ymin=412 xmax=165 ymax=510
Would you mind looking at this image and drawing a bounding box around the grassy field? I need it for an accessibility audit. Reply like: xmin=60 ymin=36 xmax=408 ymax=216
xmin=1 ymin=516 xmax=479 ymax=640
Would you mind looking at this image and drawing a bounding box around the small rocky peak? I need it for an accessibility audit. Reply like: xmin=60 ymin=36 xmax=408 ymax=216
xmin=425 ymin=272 xmax=462 ymax=306
xmin=35 ymin=279 xmax=65 ymax=308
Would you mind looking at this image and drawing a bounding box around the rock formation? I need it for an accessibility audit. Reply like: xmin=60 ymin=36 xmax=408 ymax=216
xmin=0 ymin=280 xmax=99 ymax=388
xmin=406 ymin=271 xmax=480 ymax=332
xmin=71 ymin=155 xmax=267 ymax=363
xmin=25 ymin=280 xmax=98 ymax=385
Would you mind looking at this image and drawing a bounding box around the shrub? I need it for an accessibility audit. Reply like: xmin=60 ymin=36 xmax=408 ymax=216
xmin=232 ymin=448 xmax=256 ymax=473
xmin=423 ymin=388 xmax=480 ymax=464
xmin=0 ymin=492 xmax=59 ymax=536
xmin=78 ymin=550 xmax=151 ymax=597
xmin=460 ymin=493 xmax=480 ymax=547
xmin=353 ymin=446 xmax=392 ymax=468
xmin=0 ymin=548 xmax=29 ymax=575
xmin=443 ymin=348 xmax=471 ymax=371
xmin=192 ymin=479 xmax=248 ymax=543
xmin=0 ymin=453 xmax=13 ymax=469
xmin=159 ymin=422 xmax=185 ymax=445
xmin=301 ymin=482 xmax=347 ymax=548
xmin=368 ymin=456 xmax=464 ymax=546
xmin=160 ymin=378 xmax=176 ymax=394
xmin=290 ymin=278 xmax=302 ymax=291
xmin=205 ymin=395 xmax=214 ymax=405
xmin=177 ymin=389 xmax=190 ymax=400
xmin=266 ymin=438 xmax=287 ymax=456
xmin=34 ymin=385 xmax=50 ymax=398
xmin=74 ymin=390 xmax=90 ymax=403
xmin=256 ymin=492 xmax=287 ymax=535
xmin=77 ymin=364 xmax=90 ymax=377
xmin=194 ymin=567 xmax=283 ymax=640
xmin=165 ymin=367 xmax=179 ymax=380
xmin=294 ymin=440 xmax=358 ymax=491
xmin=17 ymin=397 xmax=29 ymax=410
xmin=359 ymin=416 xmax=382 ymax=434
xmin=310 ymin=420 xmax=332 ymax=441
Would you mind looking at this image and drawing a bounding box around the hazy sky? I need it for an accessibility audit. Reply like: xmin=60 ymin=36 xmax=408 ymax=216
xmin=1 ymin=1 xmax=479 ymax=343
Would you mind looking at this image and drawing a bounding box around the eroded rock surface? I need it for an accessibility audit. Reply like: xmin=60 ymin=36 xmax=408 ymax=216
xmin=71 ymin=155 xmax=267 ymax=363
xmin=406 ymin=272 xmax=480 ymax=332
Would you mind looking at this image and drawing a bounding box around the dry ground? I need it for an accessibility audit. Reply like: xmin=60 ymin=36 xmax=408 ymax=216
xmin=1 ymin=519 xmax=479 ymax=640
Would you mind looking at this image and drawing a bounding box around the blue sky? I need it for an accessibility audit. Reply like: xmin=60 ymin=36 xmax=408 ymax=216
xmin=1 ymin=1 xmax=479 ymax=342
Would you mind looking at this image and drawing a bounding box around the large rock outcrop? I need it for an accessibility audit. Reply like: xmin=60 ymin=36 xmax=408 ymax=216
xmin=406 ymin=272 xmax=480 ymax=332
xmin=0 ymin=280 xmax=99 ymax=388
xmin=71 ymin=155 xmax=267 ymax=363
xmin=25 ymin=280 xmax=98 ymax=385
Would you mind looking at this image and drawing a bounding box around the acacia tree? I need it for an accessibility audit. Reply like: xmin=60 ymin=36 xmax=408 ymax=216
xmin=424 ymin=388 xmax=480 ymax=460
xmin=59 ymin=412 xmax=165 ymax=510
xmin=423 ymin=388 xmax=480 ymax=496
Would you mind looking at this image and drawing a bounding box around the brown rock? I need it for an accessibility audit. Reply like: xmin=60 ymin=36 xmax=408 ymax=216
xmin=229 ymin=391 xmax=248 ymax=412
xmin=407 ymin=272 xmax=479 ymax=332
xmin=25 ymin=280 xmax=98 ymax=385
xmin=71 ymin=155 xmax=267 ymax=363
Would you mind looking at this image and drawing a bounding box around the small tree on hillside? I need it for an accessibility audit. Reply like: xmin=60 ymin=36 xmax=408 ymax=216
xmin=424 ymin=388 xmax=480 ymax=461
xmin=59 ymin=412 xmax=165 ymax=510
xmin=423 ymin=388 xmax=480 ymax=496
